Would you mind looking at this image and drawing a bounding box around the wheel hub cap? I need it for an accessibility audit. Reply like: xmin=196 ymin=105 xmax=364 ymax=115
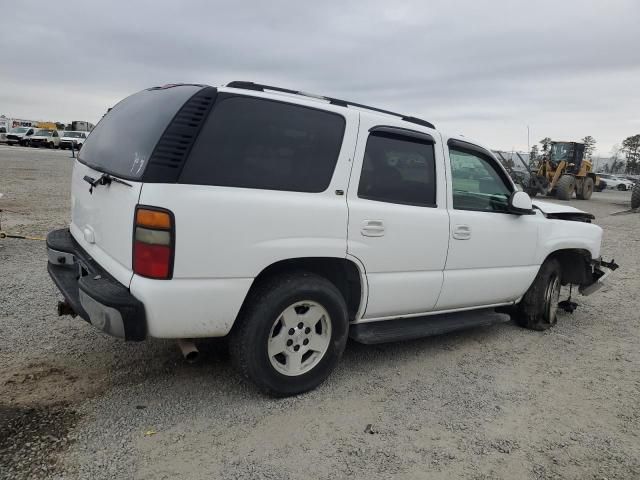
xmin=267 ymin=301 xmax=332 ymax=377
xmin=546 ymin=275 xmax=561 ymax=323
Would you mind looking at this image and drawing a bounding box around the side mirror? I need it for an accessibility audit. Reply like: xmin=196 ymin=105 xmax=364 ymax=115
xmin=508 ymin=191 xmax=534 ymax=215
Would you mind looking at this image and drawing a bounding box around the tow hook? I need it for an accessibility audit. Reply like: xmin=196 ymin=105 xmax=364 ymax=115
xmin=57 ymin=300 xmax=77 ymax=317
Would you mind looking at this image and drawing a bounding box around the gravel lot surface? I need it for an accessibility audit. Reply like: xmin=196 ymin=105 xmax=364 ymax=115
xmin=1 ymin=145 xmax=639 ymax=479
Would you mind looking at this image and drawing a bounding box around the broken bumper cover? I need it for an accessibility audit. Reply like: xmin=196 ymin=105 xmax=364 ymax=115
xmin=46 ymin=228 xmax=146 ymax=341
xmin=579 ymin=258 xmax=619 ymax=296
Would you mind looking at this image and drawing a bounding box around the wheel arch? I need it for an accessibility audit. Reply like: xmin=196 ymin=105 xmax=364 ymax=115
xmin=544 ymin=248 xmax=593 ymax=285
xmin=241 ymin=257 xmax=365 ymax=323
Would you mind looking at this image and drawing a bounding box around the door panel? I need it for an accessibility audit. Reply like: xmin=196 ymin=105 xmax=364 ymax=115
xmin=347 ymin=116 xmax=449 ymax=320
xmin=437 ymin=138 xmax=539 ymax=310
xmin=436 ymin=265 xmax=539 ymax=309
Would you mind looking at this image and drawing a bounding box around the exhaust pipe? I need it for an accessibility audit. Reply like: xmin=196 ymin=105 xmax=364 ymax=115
xmin=177 ymin=339 xmax=199 ymax=363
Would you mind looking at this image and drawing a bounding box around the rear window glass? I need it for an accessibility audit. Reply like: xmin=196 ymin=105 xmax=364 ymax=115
xmin=179 ymin=96 xmax=346 ymax=192
xmin=78 ymin=85 xmax=203 ymax=179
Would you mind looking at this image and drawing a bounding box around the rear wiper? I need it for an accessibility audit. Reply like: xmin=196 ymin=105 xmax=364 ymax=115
xmin=83 ymin=173 xmax=132 ymax=194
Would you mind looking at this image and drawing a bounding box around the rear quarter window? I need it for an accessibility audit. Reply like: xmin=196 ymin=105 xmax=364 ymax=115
xmin=179 ymin=96 xmax=346 ymax=192
xmin=78 ymin=85 xmax=203 ymax=180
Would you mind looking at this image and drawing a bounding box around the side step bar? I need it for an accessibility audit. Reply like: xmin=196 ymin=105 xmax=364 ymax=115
xmin=349 ymin=309 xmax=510 ymax=345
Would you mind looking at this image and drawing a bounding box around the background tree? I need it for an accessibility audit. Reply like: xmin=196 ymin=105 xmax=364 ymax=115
xmin=621 ymin=134 xmax=640 ymax=174
xmin=607 ymin=145 xmax=621 ymax=174
xmin=610 ymin=159 xmax=626 ymax=174
xmin=581 ymin=136 xmax=596 ymax=159
xmin=529 ymin=145 xmax=539 ymax=166
xmin=539 ymin=137 xmax=552 ymax=155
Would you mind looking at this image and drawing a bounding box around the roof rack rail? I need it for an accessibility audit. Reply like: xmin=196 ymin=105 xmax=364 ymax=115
xmin=226 ymin=81 xmax=435 ymax=130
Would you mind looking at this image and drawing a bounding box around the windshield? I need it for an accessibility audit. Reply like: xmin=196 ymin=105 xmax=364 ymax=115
xmin=11 ymin=127 xmax=29 ymax=133
xmin=35 ymin=130 xmax=53 ymax=136
xmin=63 ymin=131 xmax=82 ymax=138
xmin=79 ymin=85 xmax=203 ymax=180
xmin=550 ymin=143 xmax=572 ymax=163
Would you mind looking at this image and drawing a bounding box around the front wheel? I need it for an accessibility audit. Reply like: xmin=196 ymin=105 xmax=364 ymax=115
xmin=555 ymin=175 xmax=575 ymax=200
xmin=514 ymin=258 xmax=562 ymax=331
xmin=617 ymin=184 xmax=627 ymax=191
xmin=229 ymin=272 xmax=349 ymax=396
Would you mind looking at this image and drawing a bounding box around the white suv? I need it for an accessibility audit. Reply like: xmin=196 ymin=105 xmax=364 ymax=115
xmin=47 ymin=82 xmax=617 ymax=396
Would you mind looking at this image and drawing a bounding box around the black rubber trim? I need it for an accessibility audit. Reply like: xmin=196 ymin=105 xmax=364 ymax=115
xmin=369 ymin=125 xmax=435 ymax=144
xmin=226 ymin=80 xmax=436 ymax=129
xmin=349 ymin=309 xmax=510 ymax=344
xmin=143 ymin=86 xmax=218 ymax=183
xmin=448 ymin=138 xmax=496 ymax=159
xmin=46 ymin=228 xmax=146 ymax=341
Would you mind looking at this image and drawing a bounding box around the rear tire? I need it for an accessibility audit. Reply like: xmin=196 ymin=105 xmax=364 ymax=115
xmin=632 ymin=183 xmax=640 ymax=209
xmin=229 ymin=272 xmax=349 ymax=397
xmin=617 ymin=184 xmax=627 ymax=191
xmin=556 ymin=175 xmax=575 ymax=200
xmin=514 ymin=259 xmax=562 ymax=331
xmin=576 ymin=176 xmax=594 ymax=200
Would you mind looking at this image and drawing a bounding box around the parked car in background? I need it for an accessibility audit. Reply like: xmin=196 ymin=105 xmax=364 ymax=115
xmin=597 ymin=173 xmax=635 ymax=191
xmin=29 ymin=129 xmax=60 ymax=148
xmin=594 ymin=179 xmax=608 ymax=192
xmin=6 ymin=126 xmax=35 ymax=146
xmin=0 ymin=126 xmax=7 ymax=143
xmin=60 ymin=131 xmax=88 ymax=150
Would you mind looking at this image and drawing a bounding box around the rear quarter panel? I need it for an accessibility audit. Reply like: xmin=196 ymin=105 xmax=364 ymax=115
xmin=133 ymin=108 xmax=359 ymax=337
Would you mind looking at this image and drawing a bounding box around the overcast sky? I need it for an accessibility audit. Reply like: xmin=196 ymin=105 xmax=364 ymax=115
xmin=2 ymin=0 xmax=639 ymax=155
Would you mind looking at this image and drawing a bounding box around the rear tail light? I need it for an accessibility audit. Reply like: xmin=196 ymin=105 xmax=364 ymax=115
xmin=133 ymin=206 xmax=174 ymax=279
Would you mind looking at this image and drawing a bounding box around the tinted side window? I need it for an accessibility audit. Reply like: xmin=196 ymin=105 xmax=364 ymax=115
xmin=450 ymin=148 xmax=512 ymax=212
xmin=358 ymin=132 xmax=436 ymax=207
xmin=180 ymin=96 xmax=346 ymax=192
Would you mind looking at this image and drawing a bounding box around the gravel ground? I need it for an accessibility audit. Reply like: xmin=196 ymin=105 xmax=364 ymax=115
xmin=1 ymin=145 xmax=639 ymax=479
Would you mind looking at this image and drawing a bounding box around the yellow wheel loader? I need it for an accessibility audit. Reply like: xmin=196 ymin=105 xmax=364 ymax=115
xmin=534 ymin=141 xmax=599 ymax=200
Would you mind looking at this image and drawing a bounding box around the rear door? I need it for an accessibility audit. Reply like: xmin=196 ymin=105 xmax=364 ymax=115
xmin=347 ymin=117 xmax=449 ymax=320
xmin=70 ymin=85 xmax=204 ymax=287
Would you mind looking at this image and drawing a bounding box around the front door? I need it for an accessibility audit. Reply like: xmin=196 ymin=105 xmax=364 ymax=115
xmin=436 ymin=138 xmax=540 ymax=310
xmin=347 ymin=119 xmax=450 ymax=320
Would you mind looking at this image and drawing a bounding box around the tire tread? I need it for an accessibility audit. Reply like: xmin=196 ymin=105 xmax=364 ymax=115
xmin=229 ymin=271 xmax=348 ymax=397
xmin=514 ymin=258 xmax=561 ymax=331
